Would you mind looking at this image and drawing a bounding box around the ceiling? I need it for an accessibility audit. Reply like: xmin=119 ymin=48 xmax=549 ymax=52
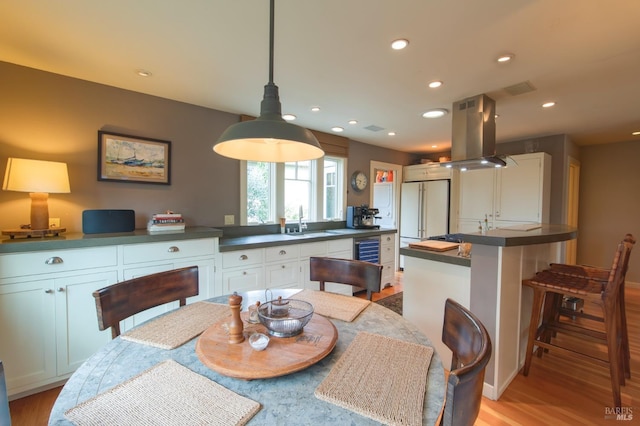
xmin=2 ymin=0 xmax=639 ymax=154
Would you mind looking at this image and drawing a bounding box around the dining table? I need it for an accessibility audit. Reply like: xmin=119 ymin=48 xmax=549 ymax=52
xmin=49 ymin=289 xmax=446 ymax=425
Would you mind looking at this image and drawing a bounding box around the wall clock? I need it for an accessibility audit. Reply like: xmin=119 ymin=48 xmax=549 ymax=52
xmin=350 ymin=171 xmax=368 ymax=192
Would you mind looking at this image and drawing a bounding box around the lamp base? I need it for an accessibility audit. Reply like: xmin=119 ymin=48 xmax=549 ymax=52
xmin=2 ymin=228 xmax=66 ymax=239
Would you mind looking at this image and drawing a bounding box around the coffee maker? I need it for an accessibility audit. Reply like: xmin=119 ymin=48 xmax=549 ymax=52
xmin=346 ymin=205 xmax=380 ymax=229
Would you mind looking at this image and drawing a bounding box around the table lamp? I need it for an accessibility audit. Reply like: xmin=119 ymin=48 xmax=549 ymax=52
xmin=2 ymin=158 xmax=71 ymax=232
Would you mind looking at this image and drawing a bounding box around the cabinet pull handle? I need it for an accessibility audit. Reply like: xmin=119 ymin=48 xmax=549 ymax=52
xmin=57 ymin=288 xmax=65 ymax=292
xmin=168 ymin=246 xmax=180 ymax=253
xmin=45 ymin=256 xmax=63 ymax=265
xmin=279 ymin=250 xmax=286 ymax=255
xmin=45 ymin=289 xmax=54 ymax=294
xmin=240 ymin=254 xmax=248 ymax=260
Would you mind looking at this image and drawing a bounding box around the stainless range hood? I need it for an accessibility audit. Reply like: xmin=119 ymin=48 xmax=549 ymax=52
xmin=440 ymin=94 xmax=507 ymax=170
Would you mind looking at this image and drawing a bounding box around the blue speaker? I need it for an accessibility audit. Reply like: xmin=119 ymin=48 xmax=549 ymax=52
xmin=82 ymin=209 xmax=135 ymax=234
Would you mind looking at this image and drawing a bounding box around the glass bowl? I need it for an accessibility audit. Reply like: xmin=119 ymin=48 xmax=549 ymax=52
xmin=258 ymin=299 xmax=314 ymax=337
xmin=248 ymin=332 xmax=270 ymax=351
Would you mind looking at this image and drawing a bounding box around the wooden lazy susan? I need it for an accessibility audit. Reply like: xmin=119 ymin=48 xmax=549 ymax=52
xmin=196 ymin=312 xmax=338 ymax=380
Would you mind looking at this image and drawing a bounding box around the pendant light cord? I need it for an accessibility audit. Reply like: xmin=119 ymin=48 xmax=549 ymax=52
xmin=269 ymin=0 xmax=275 ymax=85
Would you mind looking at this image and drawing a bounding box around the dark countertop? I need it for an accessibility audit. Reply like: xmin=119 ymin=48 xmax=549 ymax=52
xmin=219 ymin=228 xmax=397 ymax=252
xmin=0 ymin=226 xmax=223 ymax=254
xmin=400 ymin=246 xmax=470 ymax=267
xmin=457 ymin=223 xmax=577 ymax=247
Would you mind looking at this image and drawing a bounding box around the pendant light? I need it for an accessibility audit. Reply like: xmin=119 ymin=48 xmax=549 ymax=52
xmin=213 ymin=0 xmax=324 ymax=162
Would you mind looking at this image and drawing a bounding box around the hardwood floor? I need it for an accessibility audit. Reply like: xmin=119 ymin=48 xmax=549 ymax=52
xmin=9 ymin=275 xmax=639 ymax=425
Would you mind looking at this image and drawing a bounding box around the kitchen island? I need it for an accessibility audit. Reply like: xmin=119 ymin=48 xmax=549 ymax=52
xmin=400 ymin=224 xmax=577 ymax=400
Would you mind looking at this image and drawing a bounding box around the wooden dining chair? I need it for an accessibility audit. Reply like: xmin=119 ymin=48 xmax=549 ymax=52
xmin=547 ymin=233 xmax=635 ymax=380
xmin=522 ymin=236 xmax=632 ymax=408
xmin=93 ymin=266 xmax=199 ymax=339
xmin=309 ymin=257 xmax=383 ymax=301
xmin=440 ymin=298 xmax=492 ymax=426
xmin=0 ymin=361 xmax=11 ymax=426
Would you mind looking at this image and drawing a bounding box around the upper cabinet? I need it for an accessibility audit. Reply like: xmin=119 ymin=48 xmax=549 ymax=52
xmin=456 ymin=153 xmax=551 ymax=233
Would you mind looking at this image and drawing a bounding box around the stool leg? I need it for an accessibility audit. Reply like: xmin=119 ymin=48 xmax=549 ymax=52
xmin=620 ymin=285 xmax=630 ymax=379
xmin=604 ymin=303 xmax=623 ymax=408
xmin=523 ymin=285 xmax=545 ymax=376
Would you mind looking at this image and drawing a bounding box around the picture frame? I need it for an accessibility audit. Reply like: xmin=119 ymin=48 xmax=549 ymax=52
xmin=98 ymin=131 xmax=171 ymax=185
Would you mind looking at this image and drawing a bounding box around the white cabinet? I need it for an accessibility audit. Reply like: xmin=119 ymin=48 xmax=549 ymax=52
xmin=220 ymin=248 xmax=264 ymax=294
xmin=299 ymin=238 xmax=353 ymax=296
xmin=456 ymin=153 xmax=551 ymax=232
xmin=264 ymin=245 xmax=300 ymax=289
xmin=380 ymin=233 xmax=396 ymax=287
xmin=0 ymin=248 xmax=118 ymax=397
xmin=0 ymin=236 xmax=218 ymax=398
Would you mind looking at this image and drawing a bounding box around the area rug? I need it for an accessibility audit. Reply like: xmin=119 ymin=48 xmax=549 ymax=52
xmin=375 ymin=292 xmax=403 ymax=315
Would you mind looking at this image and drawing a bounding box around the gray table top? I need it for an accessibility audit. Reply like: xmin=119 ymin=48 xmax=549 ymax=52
xmin=49 ymin=289 xmax=445 ymax=425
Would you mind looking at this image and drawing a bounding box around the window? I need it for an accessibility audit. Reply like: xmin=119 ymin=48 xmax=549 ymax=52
xmin=244 ymin=156 xmax=345 ymax=225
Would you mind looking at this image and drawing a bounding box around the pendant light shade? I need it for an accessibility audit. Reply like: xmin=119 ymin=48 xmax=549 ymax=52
xmin=214 ymin=0 xmax=324 ymax=162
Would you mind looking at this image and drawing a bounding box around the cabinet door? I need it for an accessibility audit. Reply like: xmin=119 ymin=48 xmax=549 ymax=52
xmin=458 ymin=168 xmax=495 ymax=221
xmin=0 ymin=280 xmax=56 ymax=393
xmin=495 ymin=155 xmax=544 ymax=222
xmin=56 ymin=271 xmax=117 ymax=375
xmin=221 ymin=266 xmax=265 ymax=294
xmin=265 ymin=261 xmax=300 ymax=289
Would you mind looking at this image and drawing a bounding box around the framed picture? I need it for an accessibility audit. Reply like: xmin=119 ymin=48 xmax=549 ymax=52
xmin=98 ymin=131 xmax=171 ymax=185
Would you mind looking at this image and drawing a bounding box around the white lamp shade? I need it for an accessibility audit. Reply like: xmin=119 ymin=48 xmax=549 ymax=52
xmin=2 ymin=158 xmax=71 ymax=193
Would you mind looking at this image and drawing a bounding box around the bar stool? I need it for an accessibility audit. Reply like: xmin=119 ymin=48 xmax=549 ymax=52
xmin=521 ymin=236 xmax=632 ymax=408
xmin=547 ymin=234 xmax=635 ymax=380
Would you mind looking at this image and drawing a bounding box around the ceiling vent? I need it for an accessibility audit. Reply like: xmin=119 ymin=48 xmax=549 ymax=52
xmin=364 ymin=125 xmax=385 ymax=132
xmin=502 ymin=81 xmax=536 ymax=96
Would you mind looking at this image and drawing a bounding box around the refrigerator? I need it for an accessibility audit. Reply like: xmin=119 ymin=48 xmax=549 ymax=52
xmin=399 ymin=179 xmax=450 ymax=268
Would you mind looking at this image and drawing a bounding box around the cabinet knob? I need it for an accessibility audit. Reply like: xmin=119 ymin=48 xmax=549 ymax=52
xmin=45 ymin=256 xmax=64 ymax=265
xmin=57 ymin=287 xmax=65 ymax=292
xmin=279 ymin=250 xmax=286 ymax=255
xmin=240 ymin=254 xmax=248 ymax=260
xmin=45 ymin=289 xmax=54 ymax=294
xmin=281 ymin=265 xmax=285 ymax=269
xmin=243 ymin=271 xmax=247 ymax=275
xmin=167 ymin=246 xmax=180 ymax=253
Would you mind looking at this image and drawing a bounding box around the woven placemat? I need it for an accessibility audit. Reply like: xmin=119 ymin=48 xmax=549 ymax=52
xmin=65 ymin=359 xmax=261 ymax=426
xmin=121 ymin=301 xmax=230 ymax=349
xmin=315 ymin=331 xmax=433 ymax=426
xmin=292 ymin=289 xmax=370 ymax=322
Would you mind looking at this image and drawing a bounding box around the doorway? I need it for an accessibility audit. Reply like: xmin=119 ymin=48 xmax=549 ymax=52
xmin=370 ymin=161 xmax=403 ymax=270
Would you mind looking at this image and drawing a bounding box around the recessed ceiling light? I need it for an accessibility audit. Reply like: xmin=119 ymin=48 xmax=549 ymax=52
xmin=428 ymin=80 xmax=443 ymax=89
xmin=388 ymin=132 xmax=396 ymax=136
xmin=431 ymin=145 xmax=437 ymax=149
xmin=632 ymin=131 xmax=640 ymax=136
xmin=311 ymin=106 xmax=320 ymax=112
xmin=135 ymin=69 xmax=152 ymax=77
xmin=331 ymin=126 xmax=344 ymax=132
xmin=391 ymin=39 xmax=409 ymax=50
xmin=348 ymin=120 xmax=358 ymax=125
xmin=282 ymin=114 xmax=296 ymax=121
xmin=422 ymin=108 xmax=448 ymax=118
xmin=542 ymin=101 xmax=556 ymax=108
xmin=496 ymin=54 xmax=515 ymax=63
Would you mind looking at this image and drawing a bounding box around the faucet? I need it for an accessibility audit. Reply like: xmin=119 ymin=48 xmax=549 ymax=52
xmin=298 ymin=205 xmax=307 ymax=233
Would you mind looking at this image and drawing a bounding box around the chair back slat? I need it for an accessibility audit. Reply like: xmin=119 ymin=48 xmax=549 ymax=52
xmin=441 ymin=299 xmax=492 ymax=426
xmin=309 ymin=257 xmax=382 ymax=300
xmin=93 ymin=266 xmax=199 ymax=338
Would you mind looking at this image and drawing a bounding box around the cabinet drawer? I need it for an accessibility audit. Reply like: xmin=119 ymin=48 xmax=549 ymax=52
xmin=380 ymin=244 xmax=395 ymax=263
xmin=381 ymin=233 xmax=395 ymax=246
xmin=265 ymin=245 xmax=299 ymax=263
xmin=222 ymin=249 xmax=264 ymax=269
xmin=123 ymin=238 xmax=215 ymax=265
xmin=328 ymin=238 xmax=352 ymax=253
xmin=299 ymin=241 xmax=327 ymax=258
xmin=0 ymin=247 xmax=117 ymax=279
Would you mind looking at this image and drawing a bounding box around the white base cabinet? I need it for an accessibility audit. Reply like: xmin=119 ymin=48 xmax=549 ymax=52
xmin=0 ymin=237 xmax=218 ymax=398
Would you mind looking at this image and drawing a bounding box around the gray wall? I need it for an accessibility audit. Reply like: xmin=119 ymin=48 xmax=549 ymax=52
xmin=578 ymin=140 xmax=640 ymax=282
xmin=0 ymin=61 xmax=413 ymax=232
